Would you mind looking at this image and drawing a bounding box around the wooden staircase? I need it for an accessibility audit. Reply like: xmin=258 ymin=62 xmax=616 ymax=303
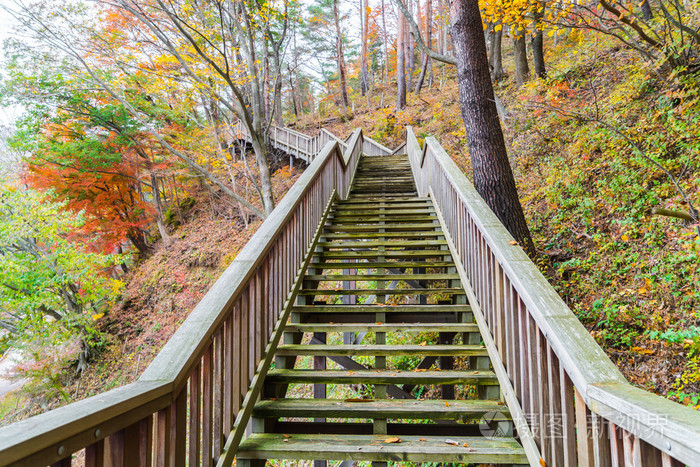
xmin=237 ymin=155 xmax=528 ymax=465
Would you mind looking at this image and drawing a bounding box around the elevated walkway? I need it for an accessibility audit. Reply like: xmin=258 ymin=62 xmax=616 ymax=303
xmin=236 ymin=155 xmax=527 ymax=464
xmin=0 ymin=126 xmax=698 ymax=467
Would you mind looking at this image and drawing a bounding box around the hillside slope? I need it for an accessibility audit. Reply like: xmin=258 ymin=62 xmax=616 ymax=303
xmin=1 ymin=164 xmax=303 ymax=425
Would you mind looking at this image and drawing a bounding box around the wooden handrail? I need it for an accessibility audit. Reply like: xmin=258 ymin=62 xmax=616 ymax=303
xmin=0 ymin=130 xmax=368 ymax=466
xmin=405 ymin=125 xmax=700 ymax=466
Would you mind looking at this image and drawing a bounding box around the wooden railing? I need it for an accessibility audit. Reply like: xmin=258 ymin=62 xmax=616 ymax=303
xmin=0 ymin=129 xmax=367 ymax=467
xmin=231 ymin=121 xmax=392 ymax=162
xmin=406 ymin=126 xmax=700 ymax=467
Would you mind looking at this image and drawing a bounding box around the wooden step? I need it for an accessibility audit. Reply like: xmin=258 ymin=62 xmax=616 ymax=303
xmin=275 ymin=344 xmax=488 ymax=357
xmin=319 ymin=232 xmax=444 ymax=240
xmin=308 ymin=261 xmax=454 ymax=269
xmin=315 ymin=251 xmax=451 ymax=259
xmin=253 ymin=398 xmax=510 ymax=420
xmin=324 ymin=224 xmax=440 ymax=232
xmin=331 ymin=208 xmax=435 ymax=216
xmin=265 ymin=369 xmax=498 ymax=385
xmin=335 ymin=200 xmax=430 ymax=206
xmin=298 ymin=287 xmax=465 ymax=296
xmin=284 ymin=323 xmax=478 ymax=333
xmin=237 ymin=434 xmax=527 ymax=463
xmin=328 ymin=216 xmax=437 ymax=223
xmin=317 ymin=240 xmax=447 ymax=249
xmin=304 ymin=273 xmax=460 ymax=281
xmin=292 ymin=304 xmax=471 ymax=313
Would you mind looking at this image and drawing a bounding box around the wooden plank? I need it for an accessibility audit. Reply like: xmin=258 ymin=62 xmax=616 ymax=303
xmin=292 ymin=304 xmax=471 ymax=313
xmin=189 ymin=364 xmax=201 ymax=467
xmin=324 ymin=224 xmax=440 ymax=232
xmin=285 ymin=323 xmax=479 ymax=333
xmin=276 ymin=344 xmax=488 ymax=357
xmin=318 ymin=241 xmax=447 ymax=249
xmin=299 ymin=287 xmax=464 ymax=296
xmin=305 ymin=273 xmax=458 ymax=281
xmin=85 ymin=440 xmax=105 ymax=467
xmin=315 ymin=250 xmax=449 ymax=259
xmin=253 ymin=398 xmax=511 ymax=420
xmin=321 ymin=232 xmax=443 ymax=239
xmin=310 ymin=260 xmax=453 ymax=269
xmin=237 ymin=434 xmax=528 ymax=464
xmin=265 ymin=369 xmax=499 ymax=385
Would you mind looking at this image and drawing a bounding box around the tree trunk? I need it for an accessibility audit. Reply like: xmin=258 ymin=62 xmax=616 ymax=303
xmin=426 ymin=0 xmax=434 ymax=85
xmin=396 ymin=11 xmax=407 ymax=109
xmin=150 ymin=173 xmax=171 ymax=244
xmin=489 ymin=26 xmax=505 ymax=81
xmin=382 ymin=0 xmax=390 ymax=83
xmin=333 ymin=0 xmax=350 ymax=111
xmin=414 ymin=0 xmax=431 ymax=93
xmin=513 ymin=30 xmax=530 ymax=86
xmin=641 ymin=0 xmax=653 ymax=20
xmin=262 ymin=38 xmax=271 ymax=123
xmin=406 ymin=0 xmax=415 ymax=92
xmin=250 ymin=135 xmax=276 ymax=215
xmin=448 ymin=0 xmax=535 ymax=254
xmin=415 ymin=54 xmax=430 ymax=93
xmin=360 ymin=0 xmax=370 ymax=95
xmin=531 ymin=1 xmax=546 ymax=78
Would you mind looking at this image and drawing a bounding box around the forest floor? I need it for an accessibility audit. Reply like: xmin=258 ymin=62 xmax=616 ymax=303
xmin=294 ymin=31 xmax=700 ymax=409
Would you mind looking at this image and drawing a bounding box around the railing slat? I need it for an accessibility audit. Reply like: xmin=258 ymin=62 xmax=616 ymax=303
xmin=189 ymin=364 xmax=201 ymax=467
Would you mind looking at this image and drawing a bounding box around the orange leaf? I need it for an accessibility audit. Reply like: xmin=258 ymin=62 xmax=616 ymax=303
xmin=384 ymin=437 xmax=402 ymax=443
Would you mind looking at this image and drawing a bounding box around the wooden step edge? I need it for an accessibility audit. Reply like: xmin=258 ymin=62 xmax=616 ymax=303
xmin=236 ymin=434 xmax=527 ymax=463
xmin=298 ymin=288 xmax=465 ymax=296
xmin=253 ymin=398 xmax=511 ymax=420
xmin=304 ymin=274 xmax=461 ymax=281
xmin=275 ymin=344 xmax=488 ymax=357
xmin=284 ymin=323 xmax=478 ymax=333
xmin=291 ymin=305 xmax=472 ymax=312
xmin=265 ymin=369 xmax=499 ymax=385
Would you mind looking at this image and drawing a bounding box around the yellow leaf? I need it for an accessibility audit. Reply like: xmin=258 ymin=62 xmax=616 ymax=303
xmin=384 ymin=437 xmax=402 ymax=443
xmin=621 ymin=234 xmax=629 ymax=241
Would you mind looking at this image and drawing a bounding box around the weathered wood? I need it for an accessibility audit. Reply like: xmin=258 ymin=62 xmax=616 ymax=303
xmin=286 ymin=323 xmax=479 ymax=333
xmin=253 ymin=398 xmax=511 ymax=420
xmin=298 ymin=287 xmax=465 ymax=296
xmin=276 ymin=344 xmax=488 ymax=357
xmin=237 ymin=434 xmax=528 ymax=463
xmin=308 ymin=260 xmax=454 ymax=268
xmin=265 ymin=369 xmax=499 ymax=385
xmin=306 ymin=273 xmax=458 ymax=281
xmin=292 ymin=304 xmax=471 ymax=313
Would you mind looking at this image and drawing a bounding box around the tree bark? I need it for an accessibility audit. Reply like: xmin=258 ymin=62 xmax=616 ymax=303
xmin=513 ymin=30 xmax=530 ymax=86
xmin=488 ymin=25 xmax=504 ymax=81
xmin=531 ymin=1 xmax=546 ymax=78
xmin=360 ymin=0 xmax=370 ymax=95
xmin=448 ymin=0 xmax=535 ymax=254
xmin=641 ymin=0 xmax=653 ymax=20
xmin=333 ymin=0 xmax=350 ymax=111
xmin=414 ymin=0 xmax=432 ymax=93
xmin=382 ymin=0 xmax=390 ymax=83
xmin=406 ymin=0 xmax=415 ymax=91
xmin=396 ymin=11 xmax=407 ymax=109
